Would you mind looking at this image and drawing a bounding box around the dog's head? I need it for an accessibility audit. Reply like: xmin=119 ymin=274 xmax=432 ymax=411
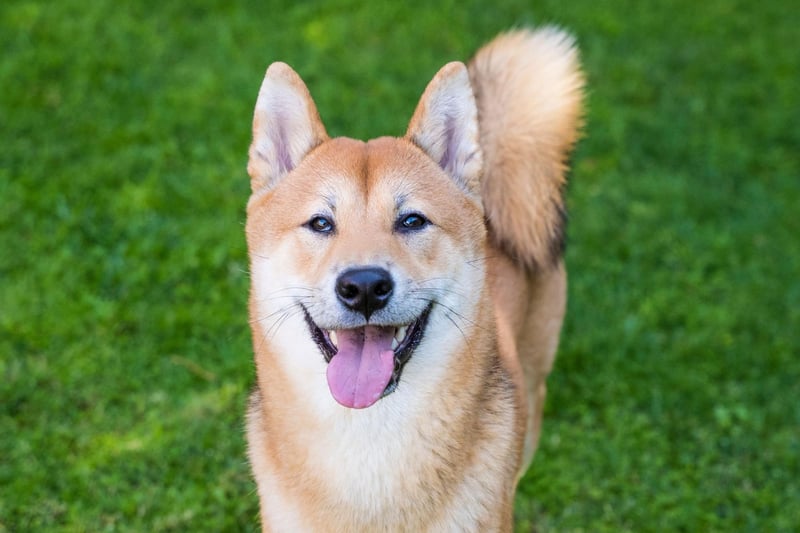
xmin=246 ymin=62 xmax=487 ymax=409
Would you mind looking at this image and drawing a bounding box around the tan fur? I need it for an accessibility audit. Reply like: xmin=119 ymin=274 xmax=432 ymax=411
xmin=469 ymin=29 xmax=584 ymax=269
xmin=245 ymin=27 xmax=583 ymax=532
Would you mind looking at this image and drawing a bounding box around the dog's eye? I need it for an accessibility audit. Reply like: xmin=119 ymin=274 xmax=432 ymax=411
xmin=397 ymin=213 xmax=429 ymax=232
xmin=307 ymin=216 xmax=335 ymax=234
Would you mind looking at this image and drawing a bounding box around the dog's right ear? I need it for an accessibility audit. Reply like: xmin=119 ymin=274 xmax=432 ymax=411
xmin=247 ymin=62 xmax=329 ymax=192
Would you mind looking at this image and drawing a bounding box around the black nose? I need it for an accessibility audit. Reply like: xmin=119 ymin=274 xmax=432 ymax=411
xmin=335 ymin=267 xmax=394 ymax=320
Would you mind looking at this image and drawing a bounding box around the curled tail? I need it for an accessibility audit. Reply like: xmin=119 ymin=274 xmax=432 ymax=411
xmin=468 ymin=28 xmax=585 ymax=270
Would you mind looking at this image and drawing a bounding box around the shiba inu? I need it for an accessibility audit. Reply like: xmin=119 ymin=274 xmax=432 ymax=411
xmin=245 ymin=27 xmax=584 ymax=532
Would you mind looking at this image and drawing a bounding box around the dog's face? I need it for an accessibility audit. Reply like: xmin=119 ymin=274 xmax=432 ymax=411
xmin=247 ymin=62 xmax=486 ymax=409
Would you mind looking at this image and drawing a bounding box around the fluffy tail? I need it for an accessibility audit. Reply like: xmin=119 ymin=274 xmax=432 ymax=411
xmin=468 ymin=28 xmax=585 ymax=270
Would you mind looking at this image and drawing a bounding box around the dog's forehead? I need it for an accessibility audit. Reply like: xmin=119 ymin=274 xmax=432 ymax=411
xmin=304 ymin=136 xmax=451 ymax=201
xmin=364 ymin=136 xmax=438 ymax=177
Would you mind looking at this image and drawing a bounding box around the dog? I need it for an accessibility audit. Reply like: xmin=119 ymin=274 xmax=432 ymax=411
xmin=244 ymin=27 xmax=584 ymax=532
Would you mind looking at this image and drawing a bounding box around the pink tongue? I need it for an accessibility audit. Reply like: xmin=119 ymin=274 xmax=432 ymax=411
xmin=326 ymin=325 xmax=395 ymax=409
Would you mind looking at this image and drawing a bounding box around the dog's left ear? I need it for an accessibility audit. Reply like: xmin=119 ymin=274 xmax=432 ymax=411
xmin=406 ymin=62 xmax=483 ymax=198
xmin=248 ymin=62 xmax=329 ymax=192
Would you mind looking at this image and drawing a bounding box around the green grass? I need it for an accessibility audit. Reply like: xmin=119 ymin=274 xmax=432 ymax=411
xmin=1 ymin=0 xmax=797 ymax=531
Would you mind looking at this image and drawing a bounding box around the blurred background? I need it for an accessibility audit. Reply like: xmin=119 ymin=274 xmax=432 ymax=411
xmin=1 ymin=0 xmax=797 ymax=531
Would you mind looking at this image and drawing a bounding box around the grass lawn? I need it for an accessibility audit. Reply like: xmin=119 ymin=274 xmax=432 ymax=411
xmin=1 ymin=0 xmax=798 ymax=531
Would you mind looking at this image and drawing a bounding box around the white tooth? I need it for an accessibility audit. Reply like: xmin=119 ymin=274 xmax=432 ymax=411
xmin=391 ymin=337 xmax=399 ymax=350
xmin=396 ymin=326 xmax=408 ymax=341
xmin=329 ymin=331 xmax=338 ymax=348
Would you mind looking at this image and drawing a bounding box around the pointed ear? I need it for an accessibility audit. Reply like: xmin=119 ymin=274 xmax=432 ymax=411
xmin=247 ymin=62 xmax=329 ymax=192
xmin=406 ymin=62 xmax=483 ymax=197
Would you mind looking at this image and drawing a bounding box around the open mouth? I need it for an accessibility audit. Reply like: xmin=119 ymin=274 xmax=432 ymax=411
xmin=303 ymin=304 xmax=433 ymax=409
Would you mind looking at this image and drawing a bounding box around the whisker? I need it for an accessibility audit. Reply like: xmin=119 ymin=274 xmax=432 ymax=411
xmin=417 ymin=276 xmax=457 ymax=285
xmin=249 ymin=295 xmax=314 ymax=327
xmin=265 ymin=305 xmax=305 ymax=340
xmin=442 ymin=311 xmax=472 ymax=352
xmin=465 ymin=254 xmax=497 ymax=265
xmin=413 ymin=277 xmax=467 ymax=300
xmin=255 ymin=286 xmax=316 ymax=300
xmin=249 ymin=306 xmax=292 ymax=326
xmin=409 ymin=286 xmax=464 ymax=300
xmin=431 ymin=300 xmax=489 ymax=333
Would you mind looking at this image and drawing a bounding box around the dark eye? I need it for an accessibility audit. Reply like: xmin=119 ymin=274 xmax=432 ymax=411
xmin=396 ymin=213 xmax=429 ymax=232
xmin=307 ymin=215 xmax=335 ymax=234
